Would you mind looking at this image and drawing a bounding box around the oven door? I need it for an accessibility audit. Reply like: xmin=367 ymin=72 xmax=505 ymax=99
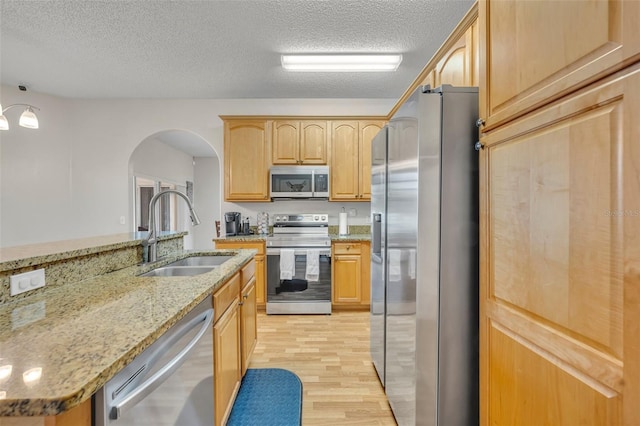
xmin=266 ymin=247 xmax=332 ymax=314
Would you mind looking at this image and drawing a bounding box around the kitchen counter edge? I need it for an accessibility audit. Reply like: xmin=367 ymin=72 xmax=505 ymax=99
xmin=0 ymin=248 xmax=255 ymax=417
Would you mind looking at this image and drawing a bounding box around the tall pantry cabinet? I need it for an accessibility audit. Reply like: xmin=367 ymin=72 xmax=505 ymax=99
xmin=478 ymin=1 xmax=640 ymax=425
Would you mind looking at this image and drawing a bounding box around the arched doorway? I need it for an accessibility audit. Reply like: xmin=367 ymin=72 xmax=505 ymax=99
xmin=128 ymin=129 xmax=220 ymax=250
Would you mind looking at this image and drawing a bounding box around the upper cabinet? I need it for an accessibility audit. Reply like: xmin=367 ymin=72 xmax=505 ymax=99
xmin=224 ymin=120 xmax=270 ymax=202
xmin=429 ymin=21 xmax=478 ymax=88
xmin=272 ymin=120 xmax=328 ymax=165
xmin=479 ymin=0 xmax=640 ymax=131
xmin=330 ymin=120 xmax=384 ymax=201
xmin=222 ymin=117 xmax=384 ymax=202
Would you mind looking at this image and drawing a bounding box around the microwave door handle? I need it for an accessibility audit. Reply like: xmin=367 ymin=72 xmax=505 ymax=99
xmin=110 ymin=308 xmax=214 ymax=420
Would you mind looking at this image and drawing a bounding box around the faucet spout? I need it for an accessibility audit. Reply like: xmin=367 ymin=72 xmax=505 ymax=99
xmin=144 ymin=189 xmax=200 ymax=263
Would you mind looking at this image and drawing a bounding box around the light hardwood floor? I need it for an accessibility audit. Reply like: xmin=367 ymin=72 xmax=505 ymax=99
xmin=248 ymin=311 xmax=396 ymax=425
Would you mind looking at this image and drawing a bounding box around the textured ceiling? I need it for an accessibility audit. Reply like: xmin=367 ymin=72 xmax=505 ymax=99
xmin=0 ymin=0 xmax=473 ymax=99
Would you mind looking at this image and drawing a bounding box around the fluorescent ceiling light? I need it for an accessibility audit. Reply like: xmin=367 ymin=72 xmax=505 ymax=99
xmin=281 ymin=54 xmax=402 ymax=72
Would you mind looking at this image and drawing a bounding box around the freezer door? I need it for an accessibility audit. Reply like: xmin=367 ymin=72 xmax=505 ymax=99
xmin=370 ymin=126 xmax=387 ymax=386
xmin=385 ymin=91 xmax=424 ymax=426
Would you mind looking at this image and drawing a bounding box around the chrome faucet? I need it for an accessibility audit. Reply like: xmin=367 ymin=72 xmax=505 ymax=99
xmin=144 ymin=189 xmax=201 ymax=263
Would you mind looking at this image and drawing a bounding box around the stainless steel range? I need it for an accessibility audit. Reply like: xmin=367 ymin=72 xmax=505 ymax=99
xmin=266 ymin=213 xmax=332 ymax=314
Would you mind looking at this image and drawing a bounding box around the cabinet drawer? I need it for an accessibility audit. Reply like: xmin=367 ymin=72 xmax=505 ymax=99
xmin=214 ymin=273 xmax=240 ymax=323
xmin=241 ymin=259 xmax=256 ymax=287
xmin=215 ymin=241 xmax=265 ymax=255
xmin=333 ymin=242 xmax=362 ymax=255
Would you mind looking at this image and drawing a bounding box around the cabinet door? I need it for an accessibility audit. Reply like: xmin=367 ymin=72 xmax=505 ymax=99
xmin=333 ymin=254 xmax=362 ymax=304
xmin=240 ymin=278 xmax=257 ymax=376
xmin=480 ymin=65 xmax=640 ymax=426
xmin=300 ymin=120 xmax=328 ymax=164
xmin=330 ymin=121 xmax=360 ymax=200
xmin=359 ymin=121 xmax=384 ymax=200
xmin=214 ymin=301 xmax=241 ymax=426
xmin=272 ymin=120 xmax=299 ymax=164
xmin=479 ymin=0 xmax=640 ymax=131
xmin=433 ymin=27 xmax=472 ymax=88
xmin=224 ymin=120 xmax=270 ymax=201
xmin=254 ymin=254 xmax=266 ymax=305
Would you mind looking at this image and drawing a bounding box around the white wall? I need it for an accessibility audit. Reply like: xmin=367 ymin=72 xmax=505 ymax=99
xmin=193 ymin=157 xmax=220 ymax=249
xmin=129 ymin=136 xmax=195 ymax=184
xmin=129 ymin=135 xmax=200 ymax=249
xmin=0 ymin=83 xmax=393 ymax=247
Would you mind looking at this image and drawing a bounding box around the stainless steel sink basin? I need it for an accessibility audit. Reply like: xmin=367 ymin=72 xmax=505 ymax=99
xmin=138 ymin=266 xmax=216 ymax=277
xmin=167 ymin=255 xmax=234 ymax=267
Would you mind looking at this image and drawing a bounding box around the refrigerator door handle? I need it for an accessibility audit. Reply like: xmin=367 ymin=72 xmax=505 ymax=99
xmin=372 ymin=213 xmax=382 ymax=256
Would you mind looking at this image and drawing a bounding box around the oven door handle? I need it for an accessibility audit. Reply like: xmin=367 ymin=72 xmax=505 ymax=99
xmin=110 ymin=308 xmax=214 ymax=420
xmin=267 ymin=248 xmax=331 ymax=256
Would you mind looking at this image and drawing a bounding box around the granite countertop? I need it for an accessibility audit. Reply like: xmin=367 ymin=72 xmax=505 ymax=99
xmin=0 ymin=231 xmax=187 ymax=272
xmin=214 ymin=233 xmax=371 ymax=243
xmin=0 ymin=248 xmax=255 ymax=417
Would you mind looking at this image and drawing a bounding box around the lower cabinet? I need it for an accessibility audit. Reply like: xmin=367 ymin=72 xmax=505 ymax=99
xmin=240 ymin=276 xmax=257 ymax=376
xmin=215 ymin=241 xmax=266 ymax=308
xmin=213 ymin=276 xmax=242 ymax=426
xmin=332 ymin=242 xmax=371 ymax=309
xmin=239 ymin=258 xmax=258 ymax=376
xmin=213 ymin=259 xmax=258 ymax=425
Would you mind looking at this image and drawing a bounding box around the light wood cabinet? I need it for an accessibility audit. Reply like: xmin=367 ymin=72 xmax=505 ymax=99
xmin=215 ymin=241 xmax=266 ymax=307
xmin=479 ymin=0 xmax=640 ymax=132
xmin=479 ymin=2 xmax=640 ymax=420
xmin=428 ymin=22 xmax=476 ymax=88
xmin=272 ymin=120 xmax=328 ymax=165
xmin=332 ymin=242 xmax=370 ymax=308
xmin=330 ymin=121 xmax=384 ymax=201
xmin=213 ymin=275 xmax=241 ymax=426
xmin=224 ymin=119 xmax=270 ymax=201
xmin=239 ymin=259 xmax=257 ymax=376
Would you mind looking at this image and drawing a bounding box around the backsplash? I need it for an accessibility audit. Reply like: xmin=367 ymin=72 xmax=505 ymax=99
xmin=221 ymin=200 xmax=372 ymax=235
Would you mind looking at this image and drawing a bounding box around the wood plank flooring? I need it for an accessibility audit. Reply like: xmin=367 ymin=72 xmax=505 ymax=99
xmin=248 ymin=311 xmax=397 ymax=425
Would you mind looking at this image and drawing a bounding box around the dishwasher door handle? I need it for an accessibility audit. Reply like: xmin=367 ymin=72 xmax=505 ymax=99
xmin=110 ymin=307 xmax=214 ymax=420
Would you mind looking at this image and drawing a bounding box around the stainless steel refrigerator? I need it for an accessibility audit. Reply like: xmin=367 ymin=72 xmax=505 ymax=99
xmin=370 ymin=85 xmax=479 ymax=426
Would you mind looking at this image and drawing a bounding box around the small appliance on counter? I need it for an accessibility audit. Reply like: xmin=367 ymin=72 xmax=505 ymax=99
xmin=240 ymin=217 xmax=252 ymax=235
xmin=224 ymin=212 xmax=241 ymax=236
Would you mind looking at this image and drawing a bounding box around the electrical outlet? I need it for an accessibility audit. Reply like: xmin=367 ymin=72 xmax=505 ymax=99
xmin=349 ymin=208 xmax=357 ymax=217
xmin=10 ymin=269 xmax=46 ymax=296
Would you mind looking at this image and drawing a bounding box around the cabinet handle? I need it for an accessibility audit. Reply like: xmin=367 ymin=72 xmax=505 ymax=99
xmin=476 ymin=118 xmax=485 ymax=128
xmin=243 ymin=294 xmax=249 ymax=299
xmin=475 ymin=141 xmax=485 ymax=151
xmin=238 ymin=301 xmax=244 ymax=306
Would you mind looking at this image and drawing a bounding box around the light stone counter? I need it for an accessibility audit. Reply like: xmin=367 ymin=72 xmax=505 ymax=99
xmin=0 ymin=248 xmax=255 ymax=417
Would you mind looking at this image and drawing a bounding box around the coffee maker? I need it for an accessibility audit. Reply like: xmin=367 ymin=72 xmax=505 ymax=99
xmin=224 ymin=212 xmax=241 ymax=236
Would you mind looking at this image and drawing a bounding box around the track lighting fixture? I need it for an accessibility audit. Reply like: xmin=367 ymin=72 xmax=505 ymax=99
xmin=0 ymin=103 xmax=40 ymax=130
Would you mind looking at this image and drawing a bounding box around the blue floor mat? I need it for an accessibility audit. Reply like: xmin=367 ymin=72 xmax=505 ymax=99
xmin=227 ymin=368 xmax=303 ymax=426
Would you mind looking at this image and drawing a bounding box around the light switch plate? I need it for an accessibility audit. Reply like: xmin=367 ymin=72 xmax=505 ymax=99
xmin=10 ymin=269 xmax=46 ymax=296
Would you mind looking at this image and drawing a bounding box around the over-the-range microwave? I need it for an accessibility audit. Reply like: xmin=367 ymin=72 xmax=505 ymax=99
xmin=270 ymin=166 xmax=329 ymax=199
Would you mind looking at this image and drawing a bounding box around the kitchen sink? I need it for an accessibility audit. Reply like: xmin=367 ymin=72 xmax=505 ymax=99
xmin=167 ymin=255 xmax=234 ymax=267
xmin=138 ymin=266 xmax=216 ymax=277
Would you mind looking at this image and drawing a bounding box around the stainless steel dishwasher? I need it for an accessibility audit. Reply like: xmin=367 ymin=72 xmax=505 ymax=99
xmin=94 ymin=295 xmax=214 ymax=426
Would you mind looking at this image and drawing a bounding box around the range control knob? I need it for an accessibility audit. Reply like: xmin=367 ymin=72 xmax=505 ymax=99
xmin=282 ymin=216 xmax=288 ymax=221
xmin=314 ymin=215 xmax=320 ymax=221
xmin=321 ymin=215 xmax=327 ymax=221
